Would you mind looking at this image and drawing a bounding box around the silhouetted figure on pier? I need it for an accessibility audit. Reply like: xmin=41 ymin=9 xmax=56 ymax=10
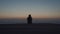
xmin=27 ymin=14 xmax=32 ymax=24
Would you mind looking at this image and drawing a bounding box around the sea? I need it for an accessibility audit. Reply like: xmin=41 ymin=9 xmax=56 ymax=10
xmin=0 ymin=18 xmax=60 ymax=24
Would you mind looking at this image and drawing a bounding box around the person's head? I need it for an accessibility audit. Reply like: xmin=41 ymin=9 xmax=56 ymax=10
xmin=29 ymin=14 xmax=31 ymax=17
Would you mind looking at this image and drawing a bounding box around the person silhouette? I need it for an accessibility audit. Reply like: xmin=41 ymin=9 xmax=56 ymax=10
xmin=27 ymin=14 xmax=32 ymax=24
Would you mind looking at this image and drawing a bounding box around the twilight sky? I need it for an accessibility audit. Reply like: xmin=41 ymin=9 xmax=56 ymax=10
xmin=0 ymin=0 xmax=60 ymax=18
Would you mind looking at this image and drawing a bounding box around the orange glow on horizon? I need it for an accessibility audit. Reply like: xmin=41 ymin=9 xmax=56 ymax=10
xmin=0 ymin=15 xmax=60 ymax=19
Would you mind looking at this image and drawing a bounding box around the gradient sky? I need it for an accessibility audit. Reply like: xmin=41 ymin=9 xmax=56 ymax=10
xmin=0 ymin=0 xmax=60 ymax=18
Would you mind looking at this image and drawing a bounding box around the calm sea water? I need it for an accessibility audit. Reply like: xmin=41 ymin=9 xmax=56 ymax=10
xmin=0 ymin=18 xmax=60 ymax=24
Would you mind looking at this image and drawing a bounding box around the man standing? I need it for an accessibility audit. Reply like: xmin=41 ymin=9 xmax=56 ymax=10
xmin=27 ymin=14 xmax=32 ymax=24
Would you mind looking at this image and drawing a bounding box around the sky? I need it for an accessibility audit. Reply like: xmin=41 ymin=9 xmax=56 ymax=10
xmin=0 ymin=0 xmax=60 ymax=18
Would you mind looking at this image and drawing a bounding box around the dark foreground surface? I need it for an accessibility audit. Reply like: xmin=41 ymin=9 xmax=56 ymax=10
xmin=0 ymin=23 xmax=60 ymax=34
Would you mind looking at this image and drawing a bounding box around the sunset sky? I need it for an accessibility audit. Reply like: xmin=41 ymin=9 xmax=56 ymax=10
xmin=0 ymin=0 xmax=60 ymax=18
